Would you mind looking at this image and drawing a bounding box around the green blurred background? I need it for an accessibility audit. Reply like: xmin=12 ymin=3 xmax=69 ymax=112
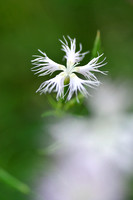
xmin=0 ymin=0 xmax=133 ymax=199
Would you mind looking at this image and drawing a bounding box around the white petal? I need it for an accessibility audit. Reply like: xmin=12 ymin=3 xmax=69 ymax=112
xmin=60 ymin=36 xmax=89 ymax=68
xmin=36 ymin=72 xmax=66 ymax=100
xmin=74 ymin=54 xmax=107 ymax=81
xmin=31 ymin=49 xmax=65 ymax=76
xmin=67 ymin=73 xmax=100 ymax=102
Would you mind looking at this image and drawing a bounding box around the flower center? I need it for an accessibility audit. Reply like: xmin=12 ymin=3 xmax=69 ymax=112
xmin=66 ymin=61 xmax=79 ymax=75
xmin=66 ymin=61 xmax=74 ymax=74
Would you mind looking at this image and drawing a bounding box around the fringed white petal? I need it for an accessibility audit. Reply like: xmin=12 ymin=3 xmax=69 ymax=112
xmin=32 ymin=38 xmax=107 ymax=102
xmin=60 ymin=36 xmax=89 ymax=68
xmin=36 ymin=72 xmax=66 ymax=100
xmin=67 ymin=73 xmax=100 ymax=102
xmin=31 ymin=49 xmax=65 ymax=76
xmin=74 ymin=54 xmax=107 ymax=81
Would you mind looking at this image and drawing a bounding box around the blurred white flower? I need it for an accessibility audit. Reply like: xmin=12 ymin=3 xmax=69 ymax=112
xmin=88 ymin=80 xmax=132 ymax=116
xmin=34 ymin=81 xmax=133 ymax=200
xmin=36 ymin=115 xmax=133 ymax=200
xmin=31 ymin=36 xmax=106 ymax=101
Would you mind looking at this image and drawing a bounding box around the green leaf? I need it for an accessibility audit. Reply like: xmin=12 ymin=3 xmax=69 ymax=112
xmin=91 ymin=30 xmax=101 ymax=58
xmin=0 ymin=168 xmax=30 ymax=194
xmin=38 ymin=142 xmax=61 ymax=155
xmin=47 ymin=95 xmax=58 ymax=109
xmin=41 ymin=110 xmax=57 ymax=117
xmin=41 ymin=109 xmax=64 ymax=117
xmin=64 ymin=93 xmax=84 ymax=111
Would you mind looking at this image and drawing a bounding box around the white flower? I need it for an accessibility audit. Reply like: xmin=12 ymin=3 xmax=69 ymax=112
xmin=34 ymin=114 xmax=133 ymax=200
xmin=88 ymin=80 xmax=132 ymax=117
xmin=31 ymin=36 xmax=107 ymax=101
